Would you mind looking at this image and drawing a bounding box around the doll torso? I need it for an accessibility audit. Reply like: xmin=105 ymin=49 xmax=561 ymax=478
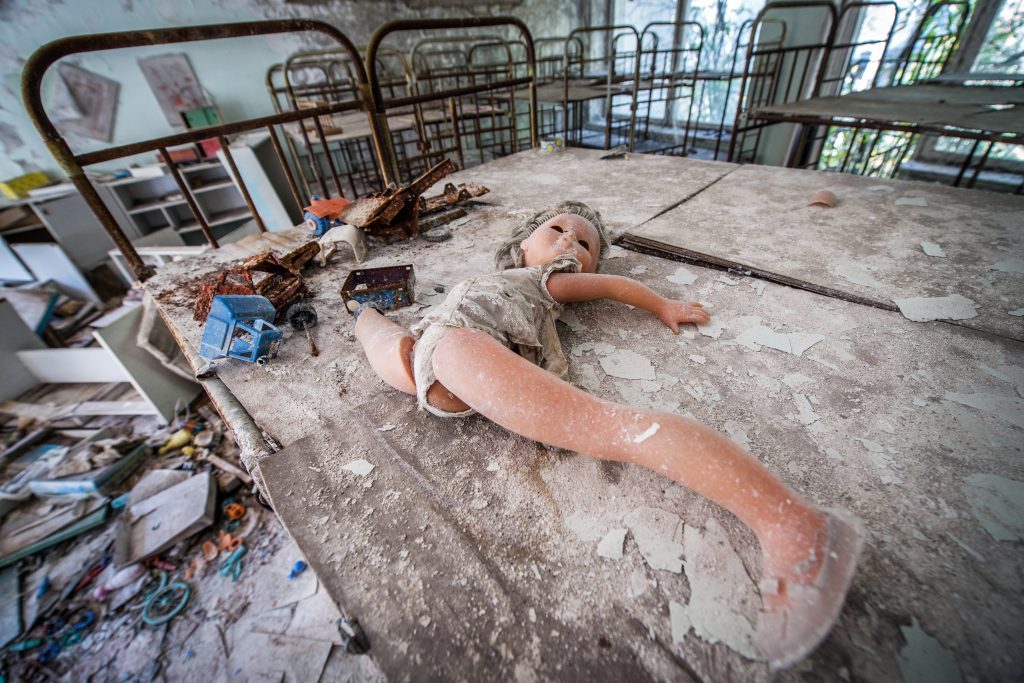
xmin=408 ymin=254 xmax=581 ymax=418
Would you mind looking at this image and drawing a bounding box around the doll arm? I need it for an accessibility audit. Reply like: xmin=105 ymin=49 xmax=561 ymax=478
xmin=545 ymin=272 xmax=708 ymax=333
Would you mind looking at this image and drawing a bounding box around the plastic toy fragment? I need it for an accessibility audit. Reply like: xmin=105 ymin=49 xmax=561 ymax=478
xmin=807 ymin=190 xmax=838 ymax=208
xmin=303 ymin=194 xmax=352 ymax=237
xmin=288 ymin=560 xmax=308 ymax=580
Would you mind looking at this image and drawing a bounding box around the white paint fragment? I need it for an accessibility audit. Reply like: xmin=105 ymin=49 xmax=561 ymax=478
xmin=893 ymin=295 xmax=980 ymax=322
xmin=961 ymin=473 xmax=1024 ymax=542
xmin=623 ymin=507 xmax=685 ymax=573
xmin=920 ymin=242 xmax=946 ymax=257
xmin=342 ymin=459 xmax=375 ymax=476
xmin=558 ymin=308 xmax=587 ymax=332
xmin=677 ymin=519 xmax=760 ymax=659
xmin=895 ymin=196 xmax=928 ymax=207
xmin=833 ymin=261 xmax=882 ymax=289
xmin=793 ymin=393 xmax=820 ymax=425
xmin=688 ymin=354 xmax=706 ymax=365
xmin=378 ymin=424 xmax=397 ymax=432
xmin=630 ymin=265 xmax=648 ymax=275
xmin=1010 ymin=308 xmax=1024 ymax=316
xmin=576 ymin=363 xmax=603 ymax=392
xmin=419 ymin=615 xmax=432 ymax=628
xmin=633 ymin=422 xmax=661 ymax=443
xmin=979 ymin=364 xmax=1024 ymax=397
xmin=807 ymin=354 xmax=840 ymax=371
xmin=667 ymin=266 xmax=698 ymax=285
xmin=944 ymin=392 xmax=1024 ymax=430
xmin=669 ymin=601 xmax=692 ymax=644
xmin=897 ymin=617 xmax=963 ymax=683
xmin=946 ymin=533 xmax=984 ymax=562
xmin=782 ymin=372 xmax=813 ymax=391
xmin=865 ymin=185 xmax=893 ymax=193
xmin=486 ymin=461 xmax=499 ymax=472
xmin=990 ymin=258 xmax=1024 ymax=274
xmin=607 ymin=245 xmax=628 ymax=259
xmin=718 ymin=275 xmax=738 ymax=286
xmin=723 ymin=421 xmax=751 ymax=449
xmin=599 ymin=349 xmax=657 ymax=380
xmin=825 ymin=447 xmax=843 ymax=460
xmin=697 ymin=317 xmax=725 ymax=338
xmin=736 ymin=324 xmax=825 ymax=357
xmin=597 ymin=528 xmax=628 ymax=560
xmin=635 ymin=380 xmax=659 ymax=395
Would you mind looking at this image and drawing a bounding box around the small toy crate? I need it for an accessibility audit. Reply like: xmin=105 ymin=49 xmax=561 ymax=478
xmin=341 ymin=264 xmax=415 ymax=314
xmin=1 ymin=171 xmax=49 ymax=199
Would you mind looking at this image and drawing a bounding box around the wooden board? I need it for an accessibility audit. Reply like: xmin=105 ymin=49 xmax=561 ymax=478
xmin=625 ymin=164 xmax=1024 ymax=342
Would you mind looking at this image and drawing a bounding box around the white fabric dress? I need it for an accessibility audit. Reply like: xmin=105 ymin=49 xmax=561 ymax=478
xmin=410 ymin=255 xmax=581 ymax=417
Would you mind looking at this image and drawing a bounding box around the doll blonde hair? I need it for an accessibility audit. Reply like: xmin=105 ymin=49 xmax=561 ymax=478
xmin=494 ymin=201 xmax=611 ymax=271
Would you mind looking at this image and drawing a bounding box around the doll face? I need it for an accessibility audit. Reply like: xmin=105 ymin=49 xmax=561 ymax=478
xmin=519 ymin=213 xmax=601 ymax=273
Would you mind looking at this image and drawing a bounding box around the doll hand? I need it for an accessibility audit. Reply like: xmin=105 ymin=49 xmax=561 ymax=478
xmin=657 ymin=299 xmax=709 ymax=334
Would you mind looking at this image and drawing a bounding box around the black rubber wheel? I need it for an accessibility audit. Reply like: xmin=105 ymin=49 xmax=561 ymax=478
xmin=286 ymin=302 xmax=318 ymax=331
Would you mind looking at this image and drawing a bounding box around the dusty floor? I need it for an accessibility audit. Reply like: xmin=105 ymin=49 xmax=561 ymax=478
xmin=141 ymin=149 xmax=1023 ymax=681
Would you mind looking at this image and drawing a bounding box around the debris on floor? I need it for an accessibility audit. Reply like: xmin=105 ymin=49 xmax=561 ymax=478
xmin=0 ymin=387 xmax=373 ymax=682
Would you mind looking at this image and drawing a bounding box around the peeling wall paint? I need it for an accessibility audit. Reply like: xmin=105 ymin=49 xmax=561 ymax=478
xmin=0 ymin=0 xmax=579 ymax=179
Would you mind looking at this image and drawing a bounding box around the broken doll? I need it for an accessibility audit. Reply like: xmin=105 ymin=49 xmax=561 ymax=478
xmin=353 ymin=200 xmax=863 ymax=669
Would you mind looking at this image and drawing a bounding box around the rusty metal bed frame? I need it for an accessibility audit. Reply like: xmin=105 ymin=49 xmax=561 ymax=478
xmin=728 ymin=0 xmax=838 ymax=163
xmin=633 ymin=20 xmax=704 ymax=156
xmin=367 ymin=18 xmax=538 ymax=186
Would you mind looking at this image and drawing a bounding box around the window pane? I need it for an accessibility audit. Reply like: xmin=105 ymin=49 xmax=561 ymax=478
xmin=973 ymin=0 xmax=1024 ymax=74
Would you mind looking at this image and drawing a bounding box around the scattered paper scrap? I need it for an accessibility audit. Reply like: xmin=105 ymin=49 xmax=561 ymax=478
xmin=597 ymin=528 xmax=627 ymax=560
xmin=895 ymin=196 xmax=928 ymax=207
xmin=341 ymin=459 xmax=374 ymax=477
xmin=667 ymin=267 xmax=698 ymax=286
xmin=961 ymin=473 xmax=1024 ymax=542
xmin=736 ymin=324 xmax=825 ymax=357
xmin=599 ymin=349 xmax=657 ymax=381
xmin=893 ymin=295 xmax=979 ymax=322
xmin=897 ymin=617 xmax=963 ymax=683
xmin=623 ymin=507 xmax=684 ymax=573
xmin=920 ymin=242 xmax=946 ymax=258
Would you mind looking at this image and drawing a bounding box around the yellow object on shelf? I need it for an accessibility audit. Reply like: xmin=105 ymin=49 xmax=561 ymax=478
xmin=0 ymin=171 xmax=49 ymax=200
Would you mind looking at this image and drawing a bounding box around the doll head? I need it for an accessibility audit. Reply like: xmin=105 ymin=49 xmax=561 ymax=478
xmin=494 ymin=201 xmax=610 ymax=273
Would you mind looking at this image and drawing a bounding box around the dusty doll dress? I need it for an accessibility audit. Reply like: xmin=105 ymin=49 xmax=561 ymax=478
xmin=410 ymin=254 xmax=581 ymax=417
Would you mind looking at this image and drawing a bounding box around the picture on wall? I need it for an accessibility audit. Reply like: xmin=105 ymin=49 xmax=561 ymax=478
xmin=138 ymin=53 xmax=209 ymax=129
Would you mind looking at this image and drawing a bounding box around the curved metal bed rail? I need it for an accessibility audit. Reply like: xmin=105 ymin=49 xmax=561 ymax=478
xmin=22 ymin=20 xmax=378 ymax=281
xmin=366 ymin=17 xmax=538 ymax=185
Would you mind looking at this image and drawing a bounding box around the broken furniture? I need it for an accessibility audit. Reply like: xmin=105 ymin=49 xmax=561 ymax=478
xmin=192 ymin=241 xmax=318 ymax=322
xmin=340 ymin=265 xmax=415 ymax=314
xmin=199 ymin=295 xmax=283 ymax=364
xmin=0 ymin=299 xmax=200 ymax=425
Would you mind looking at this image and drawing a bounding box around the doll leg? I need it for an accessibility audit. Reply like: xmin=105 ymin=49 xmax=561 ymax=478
xmin=353 ymin=308 xmax=416 ymax=395
xmin=431 ymin=327 xmax=862 ymax=668
xmin=353 ymin=310 xmax=471 ymax=414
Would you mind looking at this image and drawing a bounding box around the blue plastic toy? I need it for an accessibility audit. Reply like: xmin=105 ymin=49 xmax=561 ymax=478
xmin=303 ymin=194 xmax=351 ymax=237
xmin=199 ymin=295 xmax=283 ymax=364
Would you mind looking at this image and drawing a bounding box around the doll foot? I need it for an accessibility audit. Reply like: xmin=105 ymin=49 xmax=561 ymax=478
xmin=350 ymin=301 xmax=383 ymax=321
xmin=754 ymin=509 xmax=864 ymax=669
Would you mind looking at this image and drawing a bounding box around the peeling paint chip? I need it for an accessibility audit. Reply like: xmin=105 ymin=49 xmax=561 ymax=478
xmin=597 ymin=528 xmax=627 ymax=560
xmin=669 ymin=601 xmax=692 ymax=644
xmin=990 ymin=258 xmax=1024 ymax=274
xmin=895 ymin=196 xmax=928 ymax=207
xmin=893 ymin=295 xmax=979 ymax=322
xmin=599 ymin=349 xmax=657 ymax=381
xmin=378 ymin=424 xmax=397 ymax=432
xmin=1009 ymin=308 xmax=1024 ymax=317
xmin=688 ymin=354 xmax=706 ymax=365
xmin=623 ymin=507 xmax=684 ymax=573
xmin=897 ymin=617 xmax=963 ymax=683
xmin=961 ymin=473 xmax=1024 ymax=542
xmin=920 ymin=242 xmax=946 ymax=258
xmin=666 ymin=266 xmax=698 ymax=286
xmin=342 ymin=459 xmax=375 ymax=476
xmin=736 ymin=325 xmax=825 ymax=357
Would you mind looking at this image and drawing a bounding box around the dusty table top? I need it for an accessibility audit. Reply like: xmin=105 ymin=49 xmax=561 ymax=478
xmin=625 ymin=164 xmax=1024 ymax=342
xmin=143 ymin=151 xmax=1022 ymax=682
